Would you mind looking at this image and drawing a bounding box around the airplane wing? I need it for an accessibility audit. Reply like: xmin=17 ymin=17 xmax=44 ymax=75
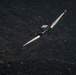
xmin=50 ymin=10 xmax=67 ymax=28
xmin=23 ymin=35 xmax=40 ymax=46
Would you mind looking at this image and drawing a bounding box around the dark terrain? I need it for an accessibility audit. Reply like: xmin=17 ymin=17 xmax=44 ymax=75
xmin=0 ymin=0 xmax=76 ymax=75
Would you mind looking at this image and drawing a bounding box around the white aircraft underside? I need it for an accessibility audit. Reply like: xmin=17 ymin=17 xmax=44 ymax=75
xmin=23 ymin=10 xmax=67 ymax=47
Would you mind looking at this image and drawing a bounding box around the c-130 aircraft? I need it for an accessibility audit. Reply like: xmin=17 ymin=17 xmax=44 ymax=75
xmin=23 ymin=10 xmax=67 ymax=47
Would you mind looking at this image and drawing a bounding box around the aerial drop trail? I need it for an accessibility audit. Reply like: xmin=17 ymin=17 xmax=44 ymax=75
xmin=23 ymin=10 xmax=67 ymax=47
